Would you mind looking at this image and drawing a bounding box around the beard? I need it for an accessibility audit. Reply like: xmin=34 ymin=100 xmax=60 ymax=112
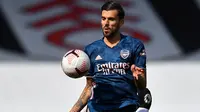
xmin=102 ymin=25 xmax=120 ymax=39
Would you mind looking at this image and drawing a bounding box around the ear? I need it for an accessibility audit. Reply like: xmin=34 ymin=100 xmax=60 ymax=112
xmin=119 ymin=19 xmax=124 ymax=27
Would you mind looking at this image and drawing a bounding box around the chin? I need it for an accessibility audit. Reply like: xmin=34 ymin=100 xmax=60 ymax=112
xmin=104 ymin=33 xmax=117 ymax=39
xmin=104 ymin=35 xmax=113 ymax=38
xmin=103 ymin=33 xmax=110 ymax=37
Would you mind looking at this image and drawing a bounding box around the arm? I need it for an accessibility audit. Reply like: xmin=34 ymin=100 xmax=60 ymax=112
xmin=69 ymin=77 xmax=93 ymax=112
xmin=131 ymin=65 xmax=146 ymax=89
xmin=131 ymin=41 xmax=147 ymax=89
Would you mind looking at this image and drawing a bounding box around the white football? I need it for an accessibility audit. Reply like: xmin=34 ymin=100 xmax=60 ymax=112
xmin=61 ymin=49 xmax=90 ymax=78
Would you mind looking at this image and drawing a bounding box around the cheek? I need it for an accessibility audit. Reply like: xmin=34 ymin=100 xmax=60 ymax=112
xmin=110 ymin=22 xmax=119 ymax=28
xmin=110 ymin=21 xmax=116 ymax=25
xmin=101 ymin=20 xmax=106 ymax=26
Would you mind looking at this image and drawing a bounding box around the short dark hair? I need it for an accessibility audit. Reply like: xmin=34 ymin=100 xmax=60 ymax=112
xmin=101 ymin=1 xmax=125 ymax=20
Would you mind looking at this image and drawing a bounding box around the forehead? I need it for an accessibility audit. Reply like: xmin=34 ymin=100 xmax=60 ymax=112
xmin=101 ymin=10 xmax=118 ymax=18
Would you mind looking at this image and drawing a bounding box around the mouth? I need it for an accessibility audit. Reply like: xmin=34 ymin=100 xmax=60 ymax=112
xmin=104 ymin=27 xmax=110 ymax=31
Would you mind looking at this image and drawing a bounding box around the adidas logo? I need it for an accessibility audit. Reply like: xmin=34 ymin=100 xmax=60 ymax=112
xmin=95 ymin=55 xmax=102 ymax=60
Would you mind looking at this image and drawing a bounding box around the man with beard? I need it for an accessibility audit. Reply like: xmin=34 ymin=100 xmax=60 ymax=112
xmin=69 ymin=1 xmax=150 ymax=112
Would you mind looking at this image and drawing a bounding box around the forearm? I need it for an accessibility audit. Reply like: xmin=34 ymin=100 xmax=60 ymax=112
xmin=135 ymin=70 xmax=146 ymax=89
xmin=70 ymin=85 xmax=92 ymax=112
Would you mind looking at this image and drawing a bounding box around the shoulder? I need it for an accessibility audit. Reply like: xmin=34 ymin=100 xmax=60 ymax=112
xmin=84 ymin=39 xmax=103 ymax=55
xmin=85 ymin=39 xmax=102 ymax=50
xmin=122 ymin=34 xmax=144 ymax=47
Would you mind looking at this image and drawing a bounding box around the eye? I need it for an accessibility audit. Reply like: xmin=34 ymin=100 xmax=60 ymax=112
xmin=108 ymin=18 xmax=115 ymax=21
xmin=101 ymin=17 xmax=106 ymax=20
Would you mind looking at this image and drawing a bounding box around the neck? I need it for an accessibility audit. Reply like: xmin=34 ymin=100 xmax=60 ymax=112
xmin=104 ymin=33 xmax=121 ymax=48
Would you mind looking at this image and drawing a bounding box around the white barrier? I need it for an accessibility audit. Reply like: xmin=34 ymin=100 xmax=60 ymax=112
xmin=0 ymin=61 xmax=199 ymax=112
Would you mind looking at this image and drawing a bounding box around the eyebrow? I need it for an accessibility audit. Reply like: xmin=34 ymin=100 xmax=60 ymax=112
xmin=101 ymin=16 xmax=115 ymax=19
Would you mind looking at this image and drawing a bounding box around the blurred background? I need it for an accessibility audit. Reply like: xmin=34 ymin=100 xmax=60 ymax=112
xmin=0 ymin=0 xmax=200 ymax=112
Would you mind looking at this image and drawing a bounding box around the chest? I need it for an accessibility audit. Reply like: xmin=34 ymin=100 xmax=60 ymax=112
xmin=91 ymin=46 xmax=133 ymax=64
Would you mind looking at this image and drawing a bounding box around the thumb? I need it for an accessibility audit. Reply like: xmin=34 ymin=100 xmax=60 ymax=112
xmin=131 ymin=64 xmax=136 ymax=72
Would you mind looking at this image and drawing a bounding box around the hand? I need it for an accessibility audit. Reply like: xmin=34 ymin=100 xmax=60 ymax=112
xmin=131 ymin=64 xmax=144 ymax=80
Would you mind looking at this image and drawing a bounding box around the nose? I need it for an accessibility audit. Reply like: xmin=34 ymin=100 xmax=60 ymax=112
xmin=105 ymin=20 xmax=109 ymax=26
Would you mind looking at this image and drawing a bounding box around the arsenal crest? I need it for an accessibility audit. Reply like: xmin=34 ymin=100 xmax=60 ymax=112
xmin=120 ymin=49 xmax=130 ymax=59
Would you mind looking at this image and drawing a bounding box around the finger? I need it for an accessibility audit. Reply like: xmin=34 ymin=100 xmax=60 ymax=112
xmin=135 ymin=67 xmax=144 ymax=72
xmin=131 ymin=64 xmax=135 ymax=69
xmin=133 ymin=71 xmax=139 ymax=80
xmin=131 ymin=65 xmax=136 ymax=71
xmin=134 ymin=74 xmax=138 ymax=80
